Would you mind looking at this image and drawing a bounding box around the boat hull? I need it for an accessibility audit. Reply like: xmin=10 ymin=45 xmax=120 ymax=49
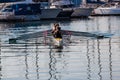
xmin=71 ymin=7 xmax=93 ymax=17
xmin=50 ymin=0 xmax=93 ymax=18
xmin=40 ymin=9 xmax=62 ymax=20
xmin=93 ymin=8 xmax=120 ymax=15
xmin=0 ymin=9 xmax=62 ymax=21
xmin=57 ymin=8 xmax=73 ymax=18
xmin=53 ymin=38 xmax=63 ymax=47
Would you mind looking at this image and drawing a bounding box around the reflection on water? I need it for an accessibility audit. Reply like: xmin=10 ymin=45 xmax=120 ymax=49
xmin=109 ymin=38 xmax=112 ymax=80
xmin=97 ymin=39 xmax=102 ymax=80
xmin=0 ymin=16 xmax=120 ymax=80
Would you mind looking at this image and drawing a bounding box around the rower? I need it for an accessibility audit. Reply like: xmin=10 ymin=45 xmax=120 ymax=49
xmin=51 ymin=23 xmax=57 ymax=37
xmin=52 ymin=23 xmax=62 ymax=38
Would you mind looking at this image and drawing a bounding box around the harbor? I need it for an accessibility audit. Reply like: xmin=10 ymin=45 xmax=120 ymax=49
xmin=0 ymin=0 xmax=94 ymax=21
xmin=0 ymin=0 xmax=120 ymax=21
xmin=0 ymin=0 xmax=120 ymax=80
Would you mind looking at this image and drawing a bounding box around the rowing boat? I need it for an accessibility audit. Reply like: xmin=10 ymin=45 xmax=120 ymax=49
xmin=53 ymin=38 xmax=63 ymax=48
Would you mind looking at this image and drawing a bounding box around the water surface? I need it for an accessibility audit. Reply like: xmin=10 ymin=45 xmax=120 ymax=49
xmin=0 ymin=16 xmax=120 ymax=80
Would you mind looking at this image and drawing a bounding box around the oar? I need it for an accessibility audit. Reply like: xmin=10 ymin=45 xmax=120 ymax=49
xmin=9 ymin=38 xmax=17 ymax=44
xmin=44 ymin=30 xmax=48 ymax=45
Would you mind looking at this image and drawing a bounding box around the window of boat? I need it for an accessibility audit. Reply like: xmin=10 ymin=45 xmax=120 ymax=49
xmin=68 ymin=4 xmax=74 ymax=7
xmin=30 ymin=4 xmax=41 ymax=11
xmin=14 ymin=4 xmax=26 ymax=11
xmin=13 ymin=3 xmax=41 ymax=15
xmin=40 ymin=2 xmax=49 ymax=8
xmin=27 ymin=6 xmax=31 ymax=10
xmin=2 ymin=8 xmax=13 ymax=12
xmin=5 ymin=5 xmax=13 ymax=8
xmin=1 ymin=5 xmax=13 ymax=12
xmin=61 ymin=5 xmax=69 ymax=8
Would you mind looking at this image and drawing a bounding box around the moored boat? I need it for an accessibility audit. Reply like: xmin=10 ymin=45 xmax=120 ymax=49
xmin=50 ymin=0 xmax=74 ymax=18
xmin=50 ymin=0 xmax=93 ymax=18
xmin=71 ymin=7 xmax=93 ymax=17
xmin=93 ymin=2 xmax=120 ymax=15
xmin=0 ymin=2 xmax=62 ymax=21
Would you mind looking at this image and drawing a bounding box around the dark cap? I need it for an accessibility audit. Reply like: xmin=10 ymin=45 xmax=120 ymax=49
xmin=54 ymin=23 xmax=59 ymax=27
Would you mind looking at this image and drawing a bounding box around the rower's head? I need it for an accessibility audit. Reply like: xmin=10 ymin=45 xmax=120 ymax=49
xmin=55 ymin=23 xmax=59 ymax=27
xmin=53 ymin=23 xmax=60 ymax=30
xmin=53 ymin=23 xmax=57 ymax=30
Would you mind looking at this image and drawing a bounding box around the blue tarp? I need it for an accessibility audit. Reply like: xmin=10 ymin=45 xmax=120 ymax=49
xmin=0 ymin=0 xmax=25 ymax=3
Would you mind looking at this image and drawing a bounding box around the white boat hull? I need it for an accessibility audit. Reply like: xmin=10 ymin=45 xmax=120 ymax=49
xmin=71 ymin=7 xmax=93 ymax=17
xmin=94 ymin=8 xmax=120 ymax=15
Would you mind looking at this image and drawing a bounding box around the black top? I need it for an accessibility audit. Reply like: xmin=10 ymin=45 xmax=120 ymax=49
xmin=54 ymin=30 xmax=62 ymax=38
xmin=52 ymin=27 xmax=62 ymax=38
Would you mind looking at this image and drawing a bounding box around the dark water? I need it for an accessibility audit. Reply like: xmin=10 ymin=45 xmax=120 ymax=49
xmin=0 ymin=16 xmax=120 ymax=80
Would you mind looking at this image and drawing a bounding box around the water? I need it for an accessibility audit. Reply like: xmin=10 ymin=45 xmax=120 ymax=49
xmin=0 ymin=16 xmax=120 ymax=80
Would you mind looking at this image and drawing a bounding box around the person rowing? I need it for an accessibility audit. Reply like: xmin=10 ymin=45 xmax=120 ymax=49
xmin=52 ymin=23 xmax=63 ymax=47
xmin=52 ymin=23 xmax=62 ymax=38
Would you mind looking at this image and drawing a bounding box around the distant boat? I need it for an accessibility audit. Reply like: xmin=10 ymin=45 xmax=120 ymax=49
xmin=0 ymin=1 xmax=62 ymax=21
xmin=93 ymin=2 xmax=120 ymax=15
xmin=50 ymin=0 xmax=93 ymax=17
xmin=0 ymin=0 xmax=24 ymax=3
xmin=50 ymin=0 xmax=74 ymax=18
